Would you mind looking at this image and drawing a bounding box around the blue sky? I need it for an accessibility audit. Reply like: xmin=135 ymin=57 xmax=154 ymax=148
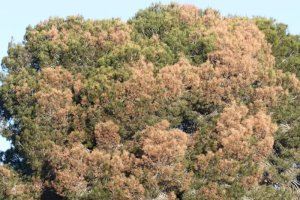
xmin=0 ymin=0 xmax=299 ymax=151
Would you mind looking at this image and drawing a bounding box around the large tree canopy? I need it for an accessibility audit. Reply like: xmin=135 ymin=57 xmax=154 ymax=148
xmin=0 ymin=4 xmax=299 ymax=199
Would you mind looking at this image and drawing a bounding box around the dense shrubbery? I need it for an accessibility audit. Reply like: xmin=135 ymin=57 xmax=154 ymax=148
xmin=0 ymin=4 xmax=299 ymax=199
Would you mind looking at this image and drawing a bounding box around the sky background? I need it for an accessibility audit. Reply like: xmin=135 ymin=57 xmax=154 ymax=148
xmin=0 ymin=0 xmax=299 ymax=151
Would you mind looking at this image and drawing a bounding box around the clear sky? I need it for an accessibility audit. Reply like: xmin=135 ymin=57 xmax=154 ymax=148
xmin=0 ymin=0 xmax=299 ymax=151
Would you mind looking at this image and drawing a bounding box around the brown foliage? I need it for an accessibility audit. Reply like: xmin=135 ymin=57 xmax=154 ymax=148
xmin=178 ymin=5 xmax=200 ymax=25
xmin=0 ymin=166 xmax=41 ymax=199
xmin=198 ymin=16 xmax=277 ymax=105
xmin=139 ymin=120 xmax=188 ymax=164
xmin=195 ymin=104 xmax=277 ymax=193
xmin=94 ymin=120 xmax=121 ymax=150
xmin=46 ymin=121 xmax=192 ymax=198
xmin=136 ymin=121 xmax=192 ymax=196
xmin=33 ymin=67 xmax=78 ymax=136
xmin=47 ymin=142 xmax=143 ymax=198
xmin=216 ymin=104 xmax=277 ymax=161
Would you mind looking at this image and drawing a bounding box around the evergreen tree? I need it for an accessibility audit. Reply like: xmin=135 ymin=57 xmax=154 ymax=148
xmin=0 ymin=4 xmax=299 ymax=199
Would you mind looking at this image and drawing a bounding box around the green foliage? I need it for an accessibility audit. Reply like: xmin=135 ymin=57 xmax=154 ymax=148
xmin=256 ymin=18 xmax=300 ymax=198
xmin=255 ymin=17 xmax=300 ymax=77
xmin=130 ymin=3 xmax=216 ymax=67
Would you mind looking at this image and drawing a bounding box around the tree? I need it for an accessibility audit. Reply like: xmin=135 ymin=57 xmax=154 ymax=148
xmin=1 ymin=3 xmax=300 ymax=199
